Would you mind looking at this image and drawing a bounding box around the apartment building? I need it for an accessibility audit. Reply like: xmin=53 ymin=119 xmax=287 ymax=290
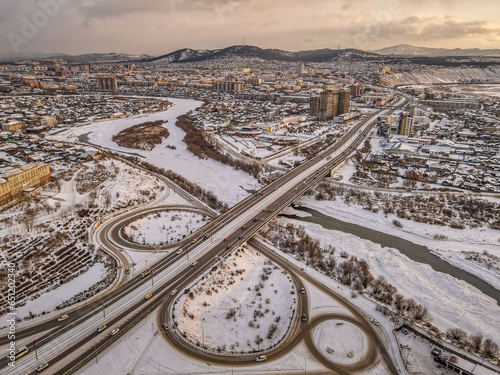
xmin=309 ymin=89 xmax=350 ymax=120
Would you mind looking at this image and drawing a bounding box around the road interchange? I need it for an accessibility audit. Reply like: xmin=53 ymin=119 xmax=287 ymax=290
xmin=1 ymin=101 xmax=408 ymax=374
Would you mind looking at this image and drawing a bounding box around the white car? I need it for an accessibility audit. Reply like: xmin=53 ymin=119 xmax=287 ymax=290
xmin=400 ymin=344 xmax=411 ymax=349
xmin=170 ymin=289 xmax=178 ymax=296
xmin=370 ymin=318 xmax=380 ymax=326
xmin=255 ymin=355 xmax=266 ymax=362
xmin=110 ymin=328 xmax=120 ymax=336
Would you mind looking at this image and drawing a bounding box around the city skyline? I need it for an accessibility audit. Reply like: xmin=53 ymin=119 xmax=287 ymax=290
xmin=1 ymin=0 xmax=500 ymax=56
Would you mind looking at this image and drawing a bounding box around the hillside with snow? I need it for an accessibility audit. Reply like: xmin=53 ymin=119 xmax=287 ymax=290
xmin=374 ymin=44 xmax=500 ymax=57
xmin=380 ymin=66 xmax=500 ymax=86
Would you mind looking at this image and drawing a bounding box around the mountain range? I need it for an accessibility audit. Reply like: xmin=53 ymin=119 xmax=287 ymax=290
xmin=2 ymin=44 xmax=500 ymax=64
xmin=372 ymin=44 xmax=500 ymax=57
xmin=149 ymin=45 xmax=379 ymax=64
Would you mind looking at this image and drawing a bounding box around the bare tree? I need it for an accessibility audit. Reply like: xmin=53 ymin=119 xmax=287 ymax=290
xmin=21 ymin=208 xmax=36 ymax=232
xmin=470 ymin=334 xmax=483 ymax=352
xmin=446 ymin=328 xmax=468 ymax=343
xmin=483 ymin=339 xmax=499 ymax=358
xmin=413 ymin=304 xmax=432 ymax=322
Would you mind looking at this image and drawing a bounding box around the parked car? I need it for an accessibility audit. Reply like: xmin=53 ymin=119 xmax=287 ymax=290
xmin=400 ymin=344 xmax=411 ymax=349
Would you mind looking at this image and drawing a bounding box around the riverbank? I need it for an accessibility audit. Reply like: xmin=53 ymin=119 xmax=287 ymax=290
xmin=50 ymin=97 xmax=260 ymax=206
xmin=275 ymin=208 xmax=500 ymax=347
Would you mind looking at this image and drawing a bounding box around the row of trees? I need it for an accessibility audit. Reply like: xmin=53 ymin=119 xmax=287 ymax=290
xmin=176 ymin=115 xmax=261 ymax=179
xmin=446 ymin=328 xmax=499 ymax=359
xmin=308 ymin=180 xmax=500 ymax=230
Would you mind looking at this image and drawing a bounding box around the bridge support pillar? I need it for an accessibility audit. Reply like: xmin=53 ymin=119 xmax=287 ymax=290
xmin=328 ymin=160 xmax=346 ymax=177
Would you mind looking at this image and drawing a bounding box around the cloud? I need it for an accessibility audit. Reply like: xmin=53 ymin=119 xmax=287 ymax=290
xmin=1 ymin=0 xmax=500 ymax=56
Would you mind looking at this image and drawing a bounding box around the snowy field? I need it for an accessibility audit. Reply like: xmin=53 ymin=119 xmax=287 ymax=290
xmin=274 ymin=214 xmax=500 ymax=346
xmin=123 ymin=210 xmax=209 ymax=246
xmin=314 ymin=320 xmax=368 ymax=365
xmin=174 ymin=247 xmax=296 ymax=353
xmin=50 ymin=97 xmax=260 ymax=206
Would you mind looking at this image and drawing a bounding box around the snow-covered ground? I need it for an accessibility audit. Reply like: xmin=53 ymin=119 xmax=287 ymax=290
xmin=432 ymin=249 xmax=500 ymax=291
xmin=273 ymin=214 xmax=500 ymax=345
xmin=218 ymin=134 xmax=285 ymax=159
xmin=267 ymin=154 xmax=306 ymax=169
xmin=0 ymin=157 xmax=167 ymax=320
xmin=16 ymin=263 xmax=106 ymax=319
xmin=314 ymin=320 xmax=368 ymax=365
xmin=174 ymin=247 xmax=296 ymax=353
xmin=123 ymin=210 xmax=209 ymax=246
xmin=50 ymin=97 xmax=260 ymax=206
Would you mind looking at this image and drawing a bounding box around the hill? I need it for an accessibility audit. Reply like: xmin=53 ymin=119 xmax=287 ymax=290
xmin=373 ymin=44 xmax=500 ymax=57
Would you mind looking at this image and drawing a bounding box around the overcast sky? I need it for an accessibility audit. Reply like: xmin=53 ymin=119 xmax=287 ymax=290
xmin=2 ymin=0 xmax=500 ymax=56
